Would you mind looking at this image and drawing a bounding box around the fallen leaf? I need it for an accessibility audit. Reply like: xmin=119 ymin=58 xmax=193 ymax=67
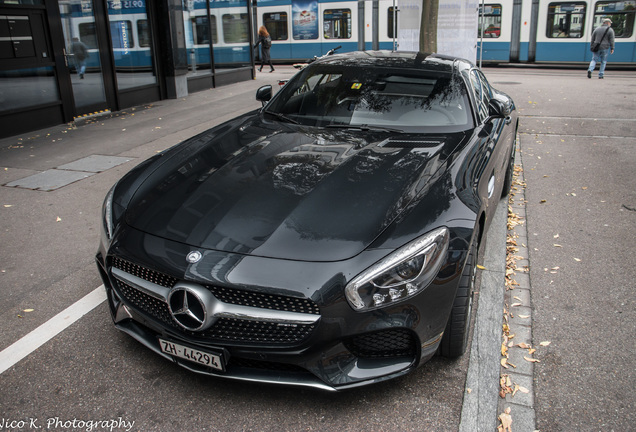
xmin=539 ymin=341 xmax=551 ymax=347
xmin=554 ymin=234 xmax=560 ymax=239
xmin=501 ymin=358 xmax=509 ymax=369
xmin=518 ymin=386 xmax=530 ymax=394
xmin=23 ymin=308 xmax=34 ymax=312
xmin=477 ymin=265 xmax=487 ymax=270
xmin=56 ymin=217 xmax=62 ymax=222
xmin=3 ymin=205 xmax=13 ymax=208
xmin=511 ymin=303 xmax=522 ymax=307
xmin=518 ymin=314 xmax=530 ymax=319
xmin=524 ymin=356 xmax=540 ymax=363
xmin=553 ymin=244 xmax=562 ymax=248
xmin=516 ymin=342 xmax=532 ymax=349
xmin=574 ymin=258 xmax=581 ymax=262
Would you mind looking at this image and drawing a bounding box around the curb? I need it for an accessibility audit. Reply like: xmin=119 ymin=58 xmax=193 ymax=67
xmin=497 ymin=145 xmax=537 ymax=431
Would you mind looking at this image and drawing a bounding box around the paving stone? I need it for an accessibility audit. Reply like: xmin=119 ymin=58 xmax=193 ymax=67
xmin=57 ymin=155 xmax=131 ymax=173
xmin=5 ymin=169 xmax=94 ymax=191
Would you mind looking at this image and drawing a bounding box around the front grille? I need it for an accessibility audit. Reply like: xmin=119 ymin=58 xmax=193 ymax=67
xmin=345 ymin=329 xmax=417 ymax=358
xmin=109 ymin=257 xmax=319 ymax=345
xmin=210 ymin=285 xmax=320 ymax=315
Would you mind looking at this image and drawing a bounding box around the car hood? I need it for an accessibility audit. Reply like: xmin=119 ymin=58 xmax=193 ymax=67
xmin=124 ymin=115 xmax=466 ymax=262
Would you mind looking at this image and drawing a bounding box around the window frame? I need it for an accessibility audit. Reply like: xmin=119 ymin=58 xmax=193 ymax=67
xmin=546 ymin=2 xmax=587 ymax=38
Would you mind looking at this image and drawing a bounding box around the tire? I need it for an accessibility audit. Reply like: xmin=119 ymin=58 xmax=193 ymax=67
xmin=501 ymin=142 xmax=516 ymax=198
xmin=439 ymin=228 xmax=479 ymax=358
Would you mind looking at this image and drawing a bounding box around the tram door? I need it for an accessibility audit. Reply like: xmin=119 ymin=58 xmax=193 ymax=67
xmin=58 ymin=1 xmax=113 ymax=116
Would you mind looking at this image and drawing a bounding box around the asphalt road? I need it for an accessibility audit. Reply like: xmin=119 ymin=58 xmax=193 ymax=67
xmin=0 ymin=65 xmax=634 ymax=432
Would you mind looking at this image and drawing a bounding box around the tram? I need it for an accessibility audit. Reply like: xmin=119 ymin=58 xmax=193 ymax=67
xmin=67 ymin=0 xmax=636 ymax=72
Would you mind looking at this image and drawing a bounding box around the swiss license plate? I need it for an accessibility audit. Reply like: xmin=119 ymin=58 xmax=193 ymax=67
xmin=159 ymin=339 xmax=224 ymax=371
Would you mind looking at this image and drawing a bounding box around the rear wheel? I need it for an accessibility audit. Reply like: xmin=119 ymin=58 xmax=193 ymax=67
xmin=439 ymin=228 xmax=479 ymax=358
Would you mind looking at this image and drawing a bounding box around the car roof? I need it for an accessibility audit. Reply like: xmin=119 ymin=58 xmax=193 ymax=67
xmin=314 ymin=50 xmax=474 ymax=75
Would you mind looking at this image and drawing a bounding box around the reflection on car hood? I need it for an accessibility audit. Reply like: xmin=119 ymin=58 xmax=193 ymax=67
xmin=125 ymin=116 xmax=466 ymax=261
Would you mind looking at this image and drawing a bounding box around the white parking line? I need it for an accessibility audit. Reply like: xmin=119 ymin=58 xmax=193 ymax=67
xmin=0 ymin=286 xmax=106 ymax=375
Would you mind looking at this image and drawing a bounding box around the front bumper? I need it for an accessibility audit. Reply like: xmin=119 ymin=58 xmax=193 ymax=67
xmin=96 ymin=226 xmax=466 ymax=391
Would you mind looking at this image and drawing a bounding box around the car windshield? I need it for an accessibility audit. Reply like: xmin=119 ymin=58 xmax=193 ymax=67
xmin=266 ymin=65 xmax=472 ymax=132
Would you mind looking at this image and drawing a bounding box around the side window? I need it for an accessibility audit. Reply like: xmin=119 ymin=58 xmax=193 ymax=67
xmin=264 ymin=12 xmax=288 ymax=41
xmin=479 ymin=4 xmax=502 ymax=38
xmin=210 ymin=15 xmax=218 ymax=45
xmin=110 ymin=20 xmax=134 ymax=49
xmin=470 ymin=70 xmax=491 ymax=121
xmin=222 ymin=13 xmax=249 ymax=44
xmin=137 ymin=20 xmax=150 ymax=47
xmin=546 ymin=3 xmax=586 ymax=38
xmin=593 ymin=1 xmax=635 ymax=38
xmin=388 ymin=7 xmax=398 ymax=39
xmin=324 ymin=9 xmax=351 ymax=39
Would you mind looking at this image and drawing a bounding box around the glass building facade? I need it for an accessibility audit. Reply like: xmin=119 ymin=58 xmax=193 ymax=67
xmin=0 ymin=0 xmax=254 ymax=139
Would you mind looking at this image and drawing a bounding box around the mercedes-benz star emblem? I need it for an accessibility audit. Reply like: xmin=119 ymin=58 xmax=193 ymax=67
xmin=186 ymin=251 xmax=203 ymax=264
xmin=168 ymin=285 xmax=210 ymax=331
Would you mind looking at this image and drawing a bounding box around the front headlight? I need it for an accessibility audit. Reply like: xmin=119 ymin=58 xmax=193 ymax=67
xmin=345 ymin=227 xmax=450 ymax=311
xmin=102 ymin=185 xmax=116 ymax=240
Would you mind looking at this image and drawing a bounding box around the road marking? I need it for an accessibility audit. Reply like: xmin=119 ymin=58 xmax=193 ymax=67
xmin=0 ymin=286 xmax=106 ymax=375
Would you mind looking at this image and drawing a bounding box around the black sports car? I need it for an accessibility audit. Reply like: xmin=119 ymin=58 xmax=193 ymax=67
xmin=96 ymin=51 xmax=517 ymax=391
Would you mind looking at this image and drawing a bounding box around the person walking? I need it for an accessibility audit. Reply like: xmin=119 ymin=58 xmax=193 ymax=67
xmin=254 ymin=26 xmax=274 ymax=73
xmin=587 ymin=18 xmax=615 ymax=79
xmin=70 ymin=37 xmax=89 ymax=79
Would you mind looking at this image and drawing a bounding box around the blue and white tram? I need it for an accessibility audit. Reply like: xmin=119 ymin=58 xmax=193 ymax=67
xmin=479 ymin=0 xmax=636 ymax=64
xmin=255 ymin=0 xmax=398 ymax=61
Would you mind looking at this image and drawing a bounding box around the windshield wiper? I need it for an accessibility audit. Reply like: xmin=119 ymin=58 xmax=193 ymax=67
xmin=326 ymin=124 xmax=404 ymax=133
xmin=263 ymin=110 xmax=300 ymax=124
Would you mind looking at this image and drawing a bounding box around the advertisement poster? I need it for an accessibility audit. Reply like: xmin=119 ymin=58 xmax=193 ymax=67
xmin=292 ymin=0 xmax=319 ymax=40
xmin=397 ymin=0 xmax=478 ymax=63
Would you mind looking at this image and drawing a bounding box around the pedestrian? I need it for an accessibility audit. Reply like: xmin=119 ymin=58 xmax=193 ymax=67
xmin=587 ymin=18 xmax=614 ymax=79
xmin=71 ymin=37 xmax=89 ymax=79
xmin=254 ymin=26 xmax=274 ymax=73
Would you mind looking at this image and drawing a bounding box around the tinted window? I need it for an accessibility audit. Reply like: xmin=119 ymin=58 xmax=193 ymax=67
xmin=223 ymin=13 xmax=249 ymax=43
xmin=479 ymin=4 xmax=502 ymax=38
xmin=593 ymin=1 xmax=635 ymax=38
xmin=268 ymin=66 xmax=471 ymax=131
xmin=547 ymin=3 xmax=586 ymax=38
xmin=324 ymin=9 xmax=351 ymax=39
xmin=264 ymin=12 xmax=288 ymax=40
xmin=388 ymin=7 xmax=398 ymax=38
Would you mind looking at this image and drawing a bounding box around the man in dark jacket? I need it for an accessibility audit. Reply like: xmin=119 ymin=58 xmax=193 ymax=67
xmin=71 ymin=37 xmax=89 ymax=79
xmin=587 ymin=18 xmax=615 ymax=79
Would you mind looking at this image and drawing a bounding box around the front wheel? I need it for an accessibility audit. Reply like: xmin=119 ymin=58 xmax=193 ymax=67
xmin=439 ymin=228 xmax=479 ymax=358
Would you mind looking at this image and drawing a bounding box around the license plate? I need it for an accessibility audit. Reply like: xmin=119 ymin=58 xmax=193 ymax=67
xmin=159 ymin=339 xmax=225 ymax=371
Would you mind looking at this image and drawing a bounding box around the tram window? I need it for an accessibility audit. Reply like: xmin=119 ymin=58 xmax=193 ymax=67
xmin=388 ymin=7 xmax=398 ymax=39
xmin=137 ymin=20 xmax=150 ymax=47
xmin=78 ymin=23 xmax=98 ymax=50
xmin=324 ymin=9 xmax=351 ymax=39
xmin=478 ymin=4 xmax=502 ymax=38
xmin=264 ymin=12 xmax=288 ymax=40
xmin=547 ymin=3 xmax=586 ymax=38
xmin=210 ymin=15 xmax=218 ymax=44
xmin=191 ymin=16 xmax=213 ymax=45
xmin=110 ymin=20 xmax=134 ymax=49
xmin=223 ymin=13 xmax=249 ymax=43
xmin=593 ymin=2 xmax=635 ymax=38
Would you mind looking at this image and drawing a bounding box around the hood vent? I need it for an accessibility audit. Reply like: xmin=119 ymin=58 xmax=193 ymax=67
xmin=380 ymin=138 xmax=446 ymax=148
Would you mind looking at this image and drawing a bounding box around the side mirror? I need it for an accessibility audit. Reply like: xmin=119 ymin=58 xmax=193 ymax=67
xmin=256 ymin=85 xmax=272 ymax=106
xmin=488 ymin=98 xmax=510 ymax=118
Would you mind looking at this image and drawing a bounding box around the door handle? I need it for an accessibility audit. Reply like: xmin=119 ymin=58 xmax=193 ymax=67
xmin=62 ymin=48 xmax=74 ymax=67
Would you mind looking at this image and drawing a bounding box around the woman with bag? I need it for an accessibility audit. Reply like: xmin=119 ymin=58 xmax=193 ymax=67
xmin=587 ymin=18 xmax=615 ymax=79
xmin=254 ymin=26 xmax=275 ymax=73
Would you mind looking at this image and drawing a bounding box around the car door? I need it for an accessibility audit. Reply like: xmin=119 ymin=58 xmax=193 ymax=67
xmin=467 ymin=68 xmax=505 ymax=216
